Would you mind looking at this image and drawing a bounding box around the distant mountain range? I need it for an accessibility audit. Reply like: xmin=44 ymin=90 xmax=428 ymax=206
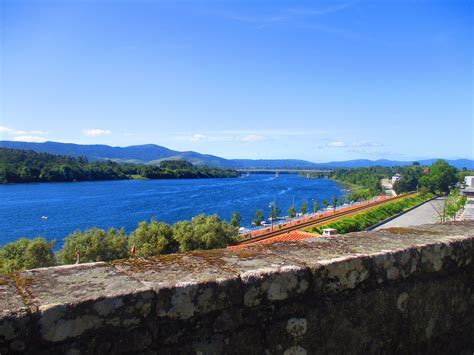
xmin=1 ymin=140 xmax=473 ymax=169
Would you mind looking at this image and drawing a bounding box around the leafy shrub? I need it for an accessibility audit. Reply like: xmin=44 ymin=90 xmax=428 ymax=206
xmin=128 ymin=219 xmax=178 ymax=257
xmin=0 ymin=237 xmax=56 ymax=274
xmin=173 ymin=214 xmax=238 ymax=252
xmin=58 ymin=228 xmax=129 ymax=264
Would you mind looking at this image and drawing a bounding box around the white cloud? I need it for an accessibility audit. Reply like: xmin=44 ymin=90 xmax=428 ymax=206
xmin=12 ymin=135 xmax=47 ymax=143
xmin=82 ymin=129 xmax=112 ymax=137
xmin=1 ymin=126 xmax=49 ymax=140
xmin=240 ymin=134 xmax=267 ymax=142
xmin=190 ymin=134 xmax=208 ymax=142
xmin=326 ymin=140 xmax=383 ymax=149
xmin=0 ymin=126 xmax=27 ymax=135
xmin=170 ymin=129 xmax=325 ymax=143
xmin=327 ymin=141 xmax=346 ymax=147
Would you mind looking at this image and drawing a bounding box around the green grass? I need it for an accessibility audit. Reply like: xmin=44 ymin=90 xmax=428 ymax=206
xmin=306 ymin=193 xmax=435 ymax=234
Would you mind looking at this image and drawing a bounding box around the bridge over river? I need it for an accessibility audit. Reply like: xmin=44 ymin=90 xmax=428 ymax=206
xmin=236 ymin=168 xmax=332 ymax=174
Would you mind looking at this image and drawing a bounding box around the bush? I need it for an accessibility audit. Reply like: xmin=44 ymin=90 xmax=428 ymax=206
xmin=173 ymin=214 xmax=238 ymax=252
xmin=58 ymin=228 xmax=129 ymax=264
xmin=0 ymin=237 xmax=56 ymax=274
xmin=128 ymin=219 xmax=178 ymax=257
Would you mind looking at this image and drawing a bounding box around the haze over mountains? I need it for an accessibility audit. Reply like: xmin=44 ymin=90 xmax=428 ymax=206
xmin=1 ymin=140 xmax=473 ymax=169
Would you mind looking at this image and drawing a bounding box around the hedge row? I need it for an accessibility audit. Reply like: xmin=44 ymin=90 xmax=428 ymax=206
xmin=307 ymin=193 xmax=435 ymax=234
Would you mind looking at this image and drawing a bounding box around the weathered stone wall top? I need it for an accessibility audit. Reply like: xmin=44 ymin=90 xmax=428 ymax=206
xmin=1 ymin=221 xmax=473 ymax=353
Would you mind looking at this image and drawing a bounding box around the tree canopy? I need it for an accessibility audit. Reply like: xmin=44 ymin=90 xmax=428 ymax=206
xmin=0 ymin=148 xmax=239 ymax=183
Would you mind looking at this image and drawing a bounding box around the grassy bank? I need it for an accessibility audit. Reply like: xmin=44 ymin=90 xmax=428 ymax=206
xmin=306 ymin=193 xmax=435 ymax=234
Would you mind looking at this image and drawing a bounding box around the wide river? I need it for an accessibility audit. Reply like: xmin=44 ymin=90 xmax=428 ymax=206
xmin=0 ymin=174 xmax=346 ymax=247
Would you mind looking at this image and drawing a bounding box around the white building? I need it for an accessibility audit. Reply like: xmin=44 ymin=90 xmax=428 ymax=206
xmin=322 ymin=228 xmax=337 ymax=236
xmin=391 ymin=173 xmax=402 ymax=184
xmin=464 ymin=176 xmax=474 ymax=188
xmin=461 ymin=176 xmax=474 ymax=197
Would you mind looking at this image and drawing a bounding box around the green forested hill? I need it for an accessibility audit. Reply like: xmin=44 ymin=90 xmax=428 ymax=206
xmin=0 ymin=148 xmax=238 ymax=183
xmin=2 ymin=140 xmax=472 ymax=169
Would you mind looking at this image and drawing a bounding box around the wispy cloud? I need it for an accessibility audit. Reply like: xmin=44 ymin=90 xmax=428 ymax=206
xmin=172 ymin=129 xmax=326 ymax=144
xmin=324 ymin=140 xmax=383 ymax=149
xmin=217 ymin=1 xmax=379 ymax=43
xmin=288 ymin=1 xmax=357 ymax=16
xmin=82 ymin=129 xmax=112 ymax=137
xmin=327 ymin=141 xmax=346 ymax=147
xmin=229 ymin=14 xmax=288 ymax=26
xmin=190 ymin=134 xmax=208 ymax=142
xmin=352 ymin=140 xmax=383 ymax=148
xmin=12 ymin=135 xmax=47 ymax=143
xmin=222 ymin=1 xmax=359 ymax=30
xmin=240 ymin=134 xmax=267 ymax=142
xmin=0 ymin=126 xmax=27 ymax=136
xmin=1 ymin=125 xmax=49 ymax=142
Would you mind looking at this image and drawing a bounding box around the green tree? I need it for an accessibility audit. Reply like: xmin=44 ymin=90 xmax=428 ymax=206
xmin=419 ymin=160 xmax=457 ymax=194
xmin=288 ymin=205 xmax=297 ymax=218
xmin=230 ymin=212 xmax=242 ymax=228
xmin=300 ymin=200 xmax=308 ymax=215
xmin=270 ymin=203 xmax=281 ymax=219
xmin=393 ymin=166 xmax=422 ymax=194
xmin=0 ymin=148 xmax=238 ymax=183
xmin=322 ymin=199 xmax=329 ymax=210
xmin=313 ymin=199 xmax=319 ymax=213
xmin=444 ymin=190 xmax=467 ymax=221
xmin=332 ymin=196 xmax=338 ymax=213
xmin=0 ymin=237 xmax=56 ymax=274
xmin=253 ymin=209 xmax=265 ymax=226
xmin=172 ymin=214 xmax=237 ymax=252
xmin=58 ymin=228 xmax=129 ymax=264
xmin=128 ymin=219 xmax=177 ymax=257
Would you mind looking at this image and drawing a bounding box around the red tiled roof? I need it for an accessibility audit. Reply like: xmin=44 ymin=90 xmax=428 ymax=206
xmin=228 ymin=230 xmax=319 ymax=250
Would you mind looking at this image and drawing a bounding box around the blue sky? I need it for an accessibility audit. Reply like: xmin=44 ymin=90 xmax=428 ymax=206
xmin=1 ymin=0 xmax=472 ymax=162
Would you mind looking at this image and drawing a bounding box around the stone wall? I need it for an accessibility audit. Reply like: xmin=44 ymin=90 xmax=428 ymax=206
xmin=1 ymin=221 xmax=473 ymax=354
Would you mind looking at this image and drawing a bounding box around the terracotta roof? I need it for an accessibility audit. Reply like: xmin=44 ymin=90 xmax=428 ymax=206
xmin=229 ymin=230 xmax=319 ymax=250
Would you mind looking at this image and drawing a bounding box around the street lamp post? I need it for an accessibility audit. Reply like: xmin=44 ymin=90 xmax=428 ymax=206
xmin=269 ymin=202 xmax=275 ymax=230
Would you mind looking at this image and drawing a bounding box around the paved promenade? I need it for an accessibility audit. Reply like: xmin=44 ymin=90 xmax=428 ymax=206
xmin=375 ymin=197 xmax=445 ymax=229
xmin=459 ymin=198 xmax=474 ymax=221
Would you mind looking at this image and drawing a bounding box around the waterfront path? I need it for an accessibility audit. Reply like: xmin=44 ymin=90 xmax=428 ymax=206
xmin=240 ymin=193 xmax=417 ymax=244
xmin=374 ymin=196 xmax=445 ymax=230
xmin=459 ymin=198 xmax=474 ymax=221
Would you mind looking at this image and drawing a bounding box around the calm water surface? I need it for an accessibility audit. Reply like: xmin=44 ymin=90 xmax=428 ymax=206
xmin=0 ymin=174 xmax=346 ymax=247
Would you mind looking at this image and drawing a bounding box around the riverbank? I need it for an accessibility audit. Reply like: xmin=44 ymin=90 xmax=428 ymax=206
xmin=330 ymin=178 xmax=377 ymax=201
